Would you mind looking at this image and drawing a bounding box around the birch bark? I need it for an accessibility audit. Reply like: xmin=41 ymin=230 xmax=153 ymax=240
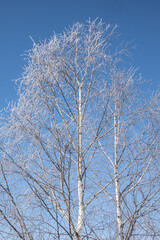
xmin=74 ymin=83 xmax=84 ymax=240
xmin=114 ymin=92 xmax=124 ymax=240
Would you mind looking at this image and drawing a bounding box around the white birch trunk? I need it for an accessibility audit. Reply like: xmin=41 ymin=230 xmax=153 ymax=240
xmin=114 ymin=99 xmax=124 ymax=240
xmin=75 ymin=84 xmax=84 ymax=240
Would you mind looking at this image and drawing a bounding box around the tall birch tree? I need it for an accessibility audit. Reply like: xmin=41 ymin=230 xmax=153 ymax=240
xmin=0 ymin=19 xmax=159 ymax=240
xmin=95 ymin=67 xmax=160 ymax=240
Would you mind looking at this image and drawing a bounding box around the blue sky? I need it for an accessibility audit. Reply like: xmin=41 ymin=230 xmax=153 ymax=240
xmin=0 ymin=0 xmax=160 ymax=108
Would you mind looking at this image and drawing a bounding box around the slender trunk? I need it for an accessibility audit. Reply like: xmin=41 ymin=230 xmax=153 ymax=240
xmin=75 ymin=84 xmax=84 ymax=239
xmin=114 ymin=100 xmax=124 ymax=240
xmin=115 ymin=166 xmax=124 ymax=240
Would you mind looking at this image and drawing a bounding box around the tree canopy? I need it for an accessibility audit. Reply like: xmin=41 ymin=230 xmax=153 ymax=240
xmin=0 ymin=19 xmax=159 ymax=240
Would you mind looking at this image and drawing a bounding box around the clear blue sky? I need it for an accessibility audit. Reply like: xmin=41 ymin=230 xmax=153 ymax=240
xmin=0 ymin=0 xmax=160 ymax=108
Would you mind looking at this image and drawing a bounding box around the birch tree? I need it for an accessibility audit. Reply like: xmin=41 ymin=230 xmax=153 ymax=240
xmin=0 ymin=19 xmax=159 ymax=240
xmin=96 ymin=67 xmax=160 ymax=240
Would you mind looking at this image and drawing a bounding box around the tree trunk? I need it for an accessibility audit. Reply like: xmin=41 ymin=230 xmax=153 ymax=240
xmin=76 ymin=84 xmax=84 ymax=239
xmin=114 ymin=100 xmax=124 ymax=240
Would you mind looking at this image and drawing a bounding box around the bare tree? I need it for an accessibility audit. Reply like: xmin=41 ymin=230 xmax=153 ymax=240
xmin=0 ymin=19 xmax=159 ymax=240
xmin=94 ymin=66 xmax=160 ymax=240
